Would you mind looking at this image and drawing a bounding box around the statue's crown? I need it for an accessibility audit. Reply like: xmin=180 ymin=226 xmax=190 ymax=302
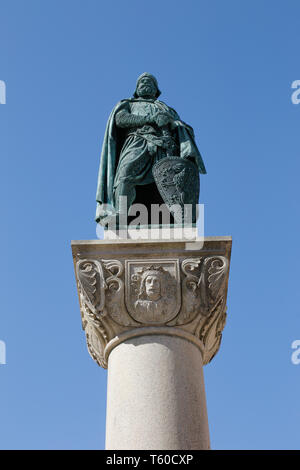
xmin=139 ymin=265 xmax=166 ymax=275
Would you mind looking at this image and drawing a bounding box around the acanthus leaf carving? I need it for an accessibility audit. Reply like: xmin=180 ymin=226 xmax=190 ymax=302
xmin=196 ymin=297 xmax=227 ymax=365
xmin=174 ymin=256 xmax=229 ymax=326
xmin=76 ymin=259 xmax=108 ymax=368
xmin=206 ymin=256 xmax=229 ymax=301
xmin=84 ymin=320 xmax=107 ymax=368
xmin=176 ymin=256 xmax=229 ymax=364
xmin=76 ymin=258 xmax=137 ymax=368
xmin=74 ymin=253 xmax=230 ymax=368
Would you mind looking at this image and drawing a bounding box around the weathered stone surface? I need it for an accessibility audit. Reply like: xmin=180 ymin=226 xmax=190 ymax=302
xmin=71 ymin=237 xmax=232 ymax=368
xmin=106 ymin=335 xmax=210 ymax=450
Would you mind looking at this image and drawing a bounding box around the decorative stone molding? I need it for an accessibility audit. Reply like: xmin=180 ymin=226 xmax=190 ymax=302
xmin=72 ymin=238 xmax=232 ymax=368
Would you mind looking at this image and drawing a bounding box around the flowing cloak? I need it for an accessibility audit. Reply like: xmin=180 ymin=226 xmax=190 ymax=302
xmin=95 ymin=98 xmax=206 ymax=223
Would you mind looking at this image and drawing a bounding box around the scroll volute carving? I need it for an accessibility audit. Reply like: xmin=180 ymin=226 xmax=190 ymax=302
xmin=76 ymin=259 xmax=108 ymax=368
xmin=175 ymin=256 xmax=229 ymax=326
xmin=76 ymin=258 xmax=136 ymax=368
xmin=102 ymin=260 xmax=133 ymax=327
xmin=76 ymin=259 xmax=106 ymax=317
xmin=75 ymin=255 xmax=230 ymax=368
xmin=198 ymin=302 xmax=227 ymax=365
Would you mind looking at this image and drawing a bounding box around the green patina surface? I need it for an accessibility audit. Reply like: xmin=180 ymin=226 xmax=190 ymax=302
xmin=95 ymin=73 xmax=206 ymax=226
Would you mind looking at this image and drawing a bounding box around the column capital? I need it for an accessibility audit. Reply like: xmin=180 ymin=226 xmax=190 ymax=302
xmin=72 ymin=237 xmax=232 ymax=368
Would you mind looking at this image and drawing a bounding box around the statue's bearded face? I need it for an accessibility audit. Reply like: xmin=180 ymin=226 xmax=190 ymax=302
xmin=136 ymin=77 xmax=157 ymax=98
xmin=145 ymin=274 xmax=161 ymax=301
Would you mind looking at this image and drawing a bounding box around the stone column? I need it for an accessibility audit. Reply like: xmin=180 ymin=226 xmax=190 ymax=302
xmin=72 ymin=237 xmax=232 ymax=450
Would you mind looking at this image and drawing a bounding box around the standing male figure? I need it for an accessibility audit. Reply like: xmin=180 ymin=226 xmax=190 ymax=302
xmin=95 ymin=73 xmax=206 ymax=226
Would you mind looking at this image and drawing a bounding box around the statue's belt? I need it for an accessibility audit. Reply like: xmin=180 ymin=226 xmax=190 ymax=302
xmin=127 ymin=129 xmax=178 ymax=150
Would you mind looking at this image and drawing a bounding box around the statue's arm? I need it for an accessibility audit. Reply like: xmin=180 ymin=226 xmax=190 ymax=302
xmin=115 ymin=109 xmax=155 ymax=128
xmin=168 ymin=109 xmax=195 ymax=137
xmin=174 ymin=119 xmax=195 ymax=137
xmin=154 ymin=102 xmax=193 ymax=131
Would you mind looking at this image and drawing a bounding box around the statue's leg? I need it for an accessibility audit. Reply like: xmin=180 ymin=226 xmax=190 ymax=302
xmin=114 ymin=181 xmax=136 ymax=214
xmin=113 ymin=135 xmax=155 ymax=219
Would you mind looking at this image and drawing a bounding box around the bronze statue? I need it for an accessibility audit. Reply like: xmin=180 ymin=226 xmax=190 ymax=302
xmin=95 ymin=73 xmax=206 ymax=226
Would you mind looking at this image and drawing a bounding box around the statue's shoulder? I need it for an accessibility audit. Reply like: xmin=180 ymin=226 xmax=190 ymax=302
xmin=106 ymin=100 xmax=131 ymax=122
xmin=119 ymin=98 xmax=133 ymax=103
xmin=112 ymin=98 xmax=131 ymax=108
xmin=110 ymin=98 xmax=134 ymax=114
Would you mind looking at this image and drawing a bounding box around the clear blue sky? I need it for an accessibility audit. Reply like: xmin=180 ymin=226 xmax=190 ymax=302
xmin=0 ymin=0 xmax=299 ymax=450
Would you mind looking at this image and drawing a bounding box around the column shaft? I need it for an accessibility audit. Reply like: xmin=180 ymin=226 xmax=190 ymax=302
xmin=105 ymin=334 xmax=210 ymax=450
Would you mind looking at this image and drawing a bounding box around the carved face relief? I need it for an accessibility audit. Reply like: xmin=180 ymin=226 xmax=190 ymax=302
xmin=125 ymin=260 xmax=181 ymax=324
xmin=144 ymin=273 xmax=161 ymax=301
xmin=74 ymin=252 xmax=230 ymax=369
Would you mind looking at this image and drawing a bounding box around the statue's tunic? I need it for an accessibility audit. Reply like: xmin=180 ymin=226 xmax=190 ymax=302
xmin=113 ymin=100 xmax=178 ymax=211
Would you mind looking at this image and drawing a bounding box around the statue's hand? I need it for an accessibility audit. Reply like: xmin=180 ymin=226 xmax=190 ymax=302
xmin=154 ymin=113 xmax=172 ymax=127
